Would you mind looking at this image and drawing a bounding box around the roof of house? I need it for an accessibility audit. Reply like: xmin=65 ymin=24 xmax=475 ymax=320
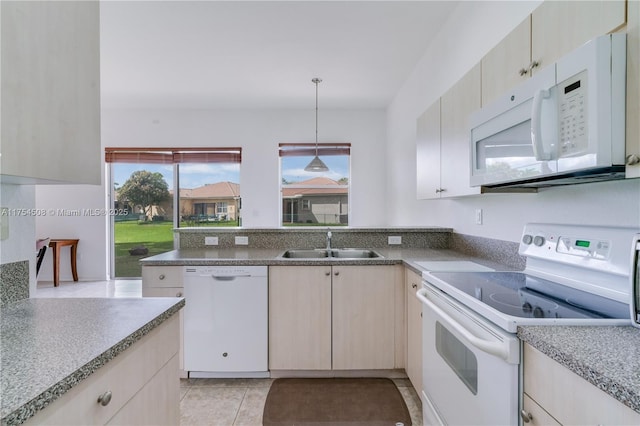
xmin=177 ymin=181 xmax=240 ymax=199
xmin=282 ymin=177 xmax=348 ymax=197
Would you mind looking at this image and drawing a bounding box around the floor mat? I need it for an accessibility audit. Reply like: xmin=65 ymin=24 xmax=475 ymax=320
xmin=262 ymin=377 xmax=412 ymax=426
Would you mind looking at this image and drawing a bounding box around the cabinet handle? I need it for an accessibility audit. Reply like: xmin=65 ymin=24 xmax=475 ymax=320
xmin=412 ymin=283 xmax=417 ymax=289
xmin=325 ymin=271 xmax=331 ymax=276
xmin=176 ymin=292 xmax=183 ymax=297
xmin=97 ymin=390 xmax=112 ymax=406
xmin=519 ymin=61 xmax=540 ymax=77
xmin=334 ymin=271 xmax=340 ymax=276
xmin=159 ymin=274 xmax=165 ymax=280
xmin=520 ymin=410 xmax=533 ymax=423
xmin=435 ymin=188 xmax=446 ymax=193
xmin=626 ymin=154 xmax=640 ymax=165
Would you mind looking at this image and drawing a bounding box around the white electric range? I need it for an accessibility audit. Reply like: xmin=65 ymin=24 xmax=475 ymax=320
xmin=416 ymin=223 xmax=639 ymax=426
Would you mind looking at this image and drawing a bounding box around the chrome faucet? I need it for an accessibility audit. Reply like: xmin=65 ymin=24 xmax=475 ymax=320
xmin=326 ymin=230 xmax=332 ymax=250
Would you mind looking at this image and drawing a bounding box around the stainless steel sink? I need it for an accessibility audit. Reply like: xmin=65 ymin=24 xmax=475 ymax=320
xmin=330 ymin=248 xmax=382 ymax=259
xmin=278 ymin=248 xmax=383 ymax=259
xmin=279 ymin=249 xmax=330 ymax=258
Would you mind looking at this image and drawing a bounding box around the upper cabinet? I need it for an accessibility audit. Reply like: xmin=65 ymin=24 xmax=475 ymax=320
xmin=417 ymin=65 xmax=481 ymax=200
xmin=481 ymin=16 xmax=532 ymax=107
xmin=1 ymin=1 xmax=101 ymax=185
xmin=481 ymin=1 xmax=626 ymax=107
xmin=627 ymin=0 xmax=640 ymax=178
xmin=531 ymin=0 xmax=626 ymax=73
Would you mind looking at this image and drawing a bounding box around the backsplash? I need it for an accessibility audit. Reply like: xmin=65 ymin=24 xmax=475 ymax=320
xmin=0 ymin=260 xmax=30 ymax=307
xmin=177 ymin=227 xmax=452 ymax=250
xmin=176 ymin=227 xmax=524 ymax=269
xmin=451 ymin=233 xmax=525 ymax=270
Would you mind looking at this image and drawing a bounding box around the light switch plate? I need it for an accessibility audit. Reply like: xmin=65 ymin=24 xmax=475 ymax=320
xmin=235 ymin=236 xmax=249 ymax=245
xmin=205 ymin=236 xmax=218 ymax=246
xmin=388 ymin=236 xmax=402 ymax=245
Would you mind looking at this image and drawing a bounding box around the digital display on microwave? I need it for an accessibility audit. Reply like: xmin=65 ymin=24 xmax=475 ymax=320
xmin=564 ymin=80 xmax=581 ymax=94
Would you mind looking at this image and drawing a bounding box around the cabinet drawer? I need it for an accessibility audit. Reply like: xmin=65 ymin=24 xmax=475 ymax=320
xmin=142 ymin=266 xmax=183 ymax=288
xmin=522 ymin=394 xmax=560 ymax=426
xmin=523 ymin=343 xmax=640 ymax=425
xmin=24 ymin=315 xmax=180 ymax=425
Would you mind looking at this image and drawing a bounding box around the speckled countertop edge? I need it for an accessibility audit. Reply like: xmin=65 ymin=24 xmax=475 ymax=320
xmin=1 ymin=298 xmax=185 ymax=426
xmin=518 ymin=326 xmax=640 ymax=414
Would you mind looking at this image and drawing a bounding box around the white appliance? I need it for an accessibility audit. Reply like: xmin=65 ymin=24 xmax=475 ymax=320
xmin=417 ymin=223 xmax=638 ymax=425
xmin=470 ymin=34 xmax=626 ymax=188
xmin=632 ymin=234 xmax=640 ymax=328
xmin=183 ymin=265 xmax=268 ymax=378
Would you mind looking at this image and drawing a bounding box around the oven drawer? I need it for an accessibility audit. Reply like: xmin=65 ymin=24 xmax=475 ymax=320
xmin=523 ymin=343 xmax=640 ymax=425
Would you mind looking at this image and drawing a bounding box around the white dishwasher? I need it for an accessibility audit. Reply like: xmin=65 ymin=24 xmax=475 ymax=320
xmin=183 ymin=265 xmax=268 ymax=378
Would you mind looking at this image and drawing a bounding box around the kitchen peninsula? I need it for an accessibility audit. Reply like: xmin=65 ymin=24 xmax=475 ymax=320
xmin=1 ymin=297 xmax=184 ymax=426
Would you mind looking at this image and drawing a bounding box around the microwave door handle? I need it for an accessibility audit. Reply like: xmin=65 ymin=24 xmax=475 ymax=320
xmin=531 ymin=89 xmax=551 ymax=161
xmin=416 ymin=288 xmax=511 ymax=362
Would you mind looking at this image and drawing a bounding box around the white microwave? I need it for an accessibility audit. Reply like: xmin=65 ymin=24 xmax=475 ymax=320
xmin=470 ymin=34 xmax=626 ymax=188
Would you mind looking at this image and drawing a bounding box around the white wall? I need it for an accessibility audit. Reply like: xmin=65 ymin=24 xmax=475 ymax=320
xmin=36 ymin=108 xmax=386 ymax=280
xmin=386 ymin=0 xmax=640 ymax=242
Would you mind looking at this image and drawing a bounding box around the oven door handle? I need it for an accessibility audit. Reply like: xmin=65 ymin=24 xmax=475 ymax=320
xmin=416 ymin=288 xmax=511 ymax=362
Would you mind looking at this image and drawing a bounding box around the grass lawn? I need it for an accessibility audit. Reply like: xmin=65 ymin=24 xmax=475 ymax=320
xmin=114 ymin=221 xmax=174 ymax=277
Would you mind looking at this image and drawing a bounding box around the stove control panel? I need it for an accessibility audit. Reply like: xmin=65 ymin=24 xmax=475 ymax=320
xmin=556 ymin=236 xmax=610 ymax=259
xmin=522 ymin=232 xmax=610 ymax=259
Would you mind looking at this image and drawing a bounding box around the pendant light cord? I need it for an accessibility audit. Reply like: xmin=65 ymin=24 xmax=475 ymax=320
xmin=313 ymin=77 xmax=322 ymax=156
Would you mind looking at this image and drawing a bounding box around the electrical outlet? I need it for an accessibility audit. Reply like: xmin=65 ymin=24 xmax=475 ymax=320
xmin=475 ymin=208 xmax=483 ymax=225
xmin=235 ymin=236 xmax=249 ymax=245
xmin=205 ymin=236 xmax=218 ymax=246
xmin=388 ymin=236 xmax=402 ymax=245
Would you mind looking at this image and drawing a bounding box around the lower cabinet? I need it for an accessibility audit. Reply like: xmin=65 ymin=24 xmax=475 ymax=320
xmin=523 ymin=343 xmax=640 ymax=425
xmin=142 ymin=266 xmax=185 ymax=377
xmin=269 ymin=265 xmax=402 ymax=371
xmin=24 ymin=315 xmax=180 ymax=425
xmin=405 ymin=268 xmax=422 ymax=393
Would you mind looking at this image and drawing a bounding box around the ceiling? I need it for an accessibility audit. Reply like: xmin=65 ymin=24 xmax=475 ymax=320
xmin=99 ymin=1 xmax=459 ymax=110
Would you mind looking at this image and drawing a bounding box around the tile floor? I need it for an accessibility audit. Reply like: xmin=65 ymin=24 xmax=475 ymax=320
xmin=36 ymin=279 xmax=423 ymax=426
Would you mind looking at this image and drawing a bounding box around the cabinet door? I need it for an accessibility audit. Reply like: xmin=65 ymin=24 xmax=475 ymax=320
xmin=440 ymin=63 xmax=482 ymax=198
xmin=332 ymin=265 xmax=396 ymax=370
xmin=523 ymin=343 xmax=640 ymax=425
xmin=405 ymin=269 xmax=422 ymax=393
xmin=143 ymin=287 xmax=185 ymax=377
xmin=481 ymin=16 xmax=532 ymax=107
xmin=1 ymin=1 xmax=100 ymax=184
xmin=531 ymin=0 xmax=626 ymax=74
xmin=416 ymin=99 xmax=442 ymax=199
xmin=268 ymin=266 xmax=332 ymax=370
xmin=627 ymin=0 xmax=640 ymax=178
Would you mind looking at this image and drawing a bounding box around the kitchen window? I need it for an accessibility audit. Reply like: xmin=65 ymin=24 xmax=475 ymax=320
xmin=105 ymin=147 xmax=241 ymax=278
xmin=279 ymin=143 xmax=350 ymax=226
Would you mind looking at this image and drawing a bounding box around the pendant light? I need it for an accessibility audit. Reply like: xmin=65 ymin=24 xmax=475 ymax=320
xmin=304 ymin=77 xmax=329 ymax=172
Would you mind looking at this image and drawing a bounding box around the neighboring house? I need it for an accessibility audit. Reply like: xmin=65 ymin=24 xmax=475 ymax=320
xmin=149 ymin=181 xmax=240 ymax=222
xmin=282 ymin=177 xmax=348 ymax=224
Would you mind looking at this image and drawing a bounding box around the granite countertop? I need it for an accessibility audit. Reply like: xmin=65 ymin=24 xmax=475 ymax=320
xmin=0 ymin=297 xmax=185 ymax=426
xmin=139 ymin=247 xmax=511 ymax=270
xmin=518 ymin=325 xmax=640 ymax=414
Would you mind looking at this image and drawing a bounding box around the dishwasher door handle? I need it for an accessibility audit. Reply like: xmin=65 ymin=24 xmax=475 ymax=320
xmin=211 ymin=274 xmax=252 ymax=281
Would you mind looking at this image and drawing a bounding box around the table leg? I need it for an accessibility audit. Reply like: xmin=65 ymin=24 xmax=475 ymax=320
xmin=70 ymin=242 xmax=79 ymax=281
xmin=52 ymin=244 xmax=60 ymax=287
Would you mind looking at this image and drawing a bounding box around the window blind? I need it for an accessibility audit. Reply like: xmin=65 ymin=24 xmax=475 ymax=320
xmin=278 ymin=143 xmax=350 ymax=157
xmin=105 ymin=147 xmax=242 ymax=164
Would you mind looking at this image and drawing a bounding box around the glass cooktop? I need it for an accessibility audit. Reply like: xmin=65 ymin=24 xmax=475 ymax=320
xmin=426 ymin=271 xmax=629 ymax=321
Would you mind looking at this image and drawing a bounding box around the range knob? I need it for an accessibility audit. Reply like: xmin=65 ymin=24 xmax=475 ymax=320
xmin=533 ymin=236 xmax=545 ymax=246
xmin=522 ymin=234 xmax=533 ymax=245
xmin=533 ymin=306 xmax=544 ymax=318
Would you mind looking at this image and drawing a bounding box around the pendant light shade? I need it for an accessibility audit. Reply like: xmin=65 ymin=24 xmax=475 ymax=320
xmin=305 ymin=78 xmax=329 ymax=172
